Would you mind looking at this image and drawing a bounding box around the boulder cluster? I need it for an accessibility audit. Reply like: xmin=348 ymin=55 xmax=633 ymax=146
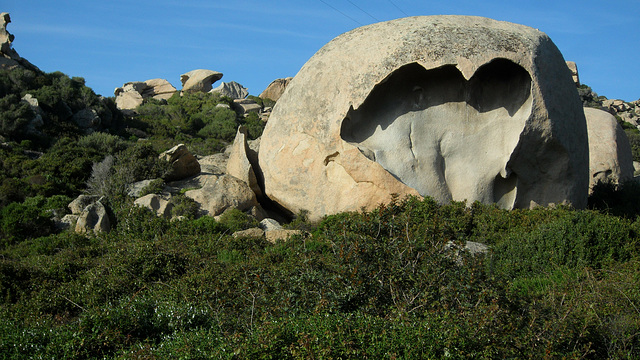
xmin=4 ymin=12 xmax=638 ymax=232
xmin=113 ymin=69 xmax=285 ymax=122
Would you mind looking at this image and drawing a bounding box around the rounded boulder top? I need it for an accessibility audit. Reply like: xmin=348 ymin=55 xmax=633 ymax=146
xmin=258 ymin=16 xmax=588 ymax=221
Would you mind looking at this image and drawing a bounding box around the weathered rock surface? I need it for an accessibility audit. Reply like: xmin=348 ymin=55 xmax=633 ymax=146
xmin=265 ymin=229 xmax=304 ymax=243
xmin=114 ymin=79 xmax=177 ymax=111
xmin=259 ymin=77 xmax=293 ymax=101
xmin=134 ymin=194 xmax=174 ymax=219
xmin=142 ymin=78 xmax=177 ymax=100
xmin=232 ymin=228 xmax=265 ymax=239
xmin=259 ymin=16 xmax=588 ymax=221
xmin=68 ymin=195 xmax=101 ymax=215
xmin=75 ymin=200 xmax=111 ymax=234
xmin=566 ymin=61 xmax=580 ymax=86
xmin=1 ymin=12 xmax=39 ymax=71
xmin=584 ymin=107 xmax=634 ymax=189
xmin=227 ymin=127 xmax=262 ymax=198
xmin=185 ymin=174 xmax=258 ymax=216
xmin=180 ymin=69 xmax=223 ymax=93
xmin=233 ymin=99 xmax=262 ymax=116
xmin=210 ymin=81 xmax=248 ymax=99
xmin=259 ymin=218 xmax=282 ymax=232
xmin=160 ymin=144 xmax=201 ymax=182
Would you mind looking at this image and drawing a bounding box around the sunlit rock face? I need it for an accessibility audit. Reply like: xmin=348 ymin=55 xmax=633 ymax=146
xmin=258 ymin=16 xmax=588 ymax=221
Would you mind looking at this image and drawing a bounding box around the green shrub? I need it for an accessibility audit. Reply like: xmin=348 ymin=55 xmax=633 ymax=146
xmin=217 ymin=208 xmax=259 ymax=233
xmin=0 ymin=200 xmax=54 ymax=246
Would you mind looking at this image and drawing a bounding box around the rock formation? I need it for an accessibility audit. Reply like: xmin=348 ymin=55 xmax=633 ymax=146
xmin=210 ymin=81 xmax=248 ymax=99
xmin=134 ymin=194 xmax=174 ymax=219
xmin=259 ymin=77 xmax=293 ymax=101
xmin=226 ymin=126 xmax=262 ymax=198
xmin=184 ymin=174 xmax=258 ymax=216
xmin=0 ymin=12 xmax=39 ymax=71
xmin=67 ymin=195 xmax=111 ymax=234
xmin=258 ymin=16 xmax=589 ymax=221
xmin=159 ymin=144 xmax=201 ymax=182
xmin=180 ymin=69 xmax=223 ymax=93
xmin=114 ymin=79 xmax=177 ymax=111
xmin=584 ymin=107 xmax=634 ymax=189
xmin=566 ymin=61 xmax=580 ymax=86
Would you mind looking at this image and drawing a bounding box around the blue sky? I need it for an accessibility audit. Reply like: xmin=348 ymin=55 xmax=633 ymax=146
xmin=3 ymin=1 xmax=639 ymax=101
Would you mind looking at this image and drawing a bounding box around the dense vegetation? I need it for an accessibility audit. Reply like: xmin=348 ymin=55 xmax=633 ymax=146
xmin=1 ymin=67 xmax=639 ymax=358
xmin=1 ymin=195 xmax=639 ymax=358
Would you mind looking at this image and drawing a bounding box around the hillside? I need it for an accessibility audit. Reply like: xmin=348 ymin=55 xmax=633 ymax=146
xmin=1 ymin=13 xmax=640 ymax=359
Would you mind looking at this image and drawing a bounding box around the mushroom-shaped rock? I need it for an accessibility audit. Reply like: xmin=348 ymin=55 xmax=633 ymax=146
xmin=160 ymin=144 xmax=201 ymax=182
xmin=227 ymin=126 xmax=262 ymax=198
xmin=259 ymin=77 xmax=293 ymax=101
xmin=180 ymin=69 xmax=223 ymax=93
xmin=584 ymin=107 xmax=634 ymax=190
xmin=258 ymin=16 xmax=588 ymax=221
xmin=210 ymin=81 xmax=248 ymax=99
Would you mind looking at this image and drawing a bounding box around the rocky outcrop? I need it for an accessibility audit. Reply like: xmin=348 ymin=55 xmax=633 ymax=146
xmin=259 ymin=16 xmax=588 ymax=221
xmin=259 ymin=77 xmax=293 ymax=101
xmin=226 ymin=126 xmax=262 ymax=198
xmin=0 ymin=12 xmax=39 ymax=71
xmin=159 ymin=144 xmax=201 ymax=182
xmin=210 ymin=81 xmax=248 ymax=99
xmin=180 ymin=69 xmax=223 ymax=93
xmin=584 ymin=107 xmax=634 ymax=189
xmin=114 ymin=79 xmax=177 ymax=111
xmin=566 ymin=61 xmax=580 ymax=86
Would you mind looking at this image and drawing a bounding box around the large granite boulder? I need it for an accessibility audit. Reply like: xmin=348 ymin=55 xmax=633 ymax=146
xmin=584 ymin=107 xmax=634 ymax=189
xmin=180 ymin=69 xmax=223 ymax=93
xmin=259 ymin=77 xmax=293 ymax=101
xmin=258 ymin=16 xmax=588 ymax=221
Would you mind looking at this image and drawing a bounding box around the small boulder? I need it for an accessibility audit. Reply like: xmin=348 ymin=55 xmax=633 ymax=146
xmin=265 ymin=229 xmax=304 ymax=243
xmin=185 ymin=174 xmax=258 ymax=216
xmin=134 ymin=194 xmax=174 ymax=218
xmin=259 ymin=218 xmax=282 ymax=231
xmin=233 ymin=99 xmax=262 ymax=116
xmin=160 ymin=144 xmax=201 ymax=182
xmin=232 ymin=227 xmax=265 ymax=239
xmin=68 ymin=195 xmax=100 ymax=215
xmin=75 ymin=200 xmax=111 ymax=234
xmin=180 ymin=69 xmax=223 ymax=93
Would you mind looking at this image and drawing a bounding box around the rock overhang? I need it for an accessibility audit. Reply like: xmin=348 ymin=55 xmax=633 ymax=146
xmin=259 ymin=15 xmax=589 ymax=221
